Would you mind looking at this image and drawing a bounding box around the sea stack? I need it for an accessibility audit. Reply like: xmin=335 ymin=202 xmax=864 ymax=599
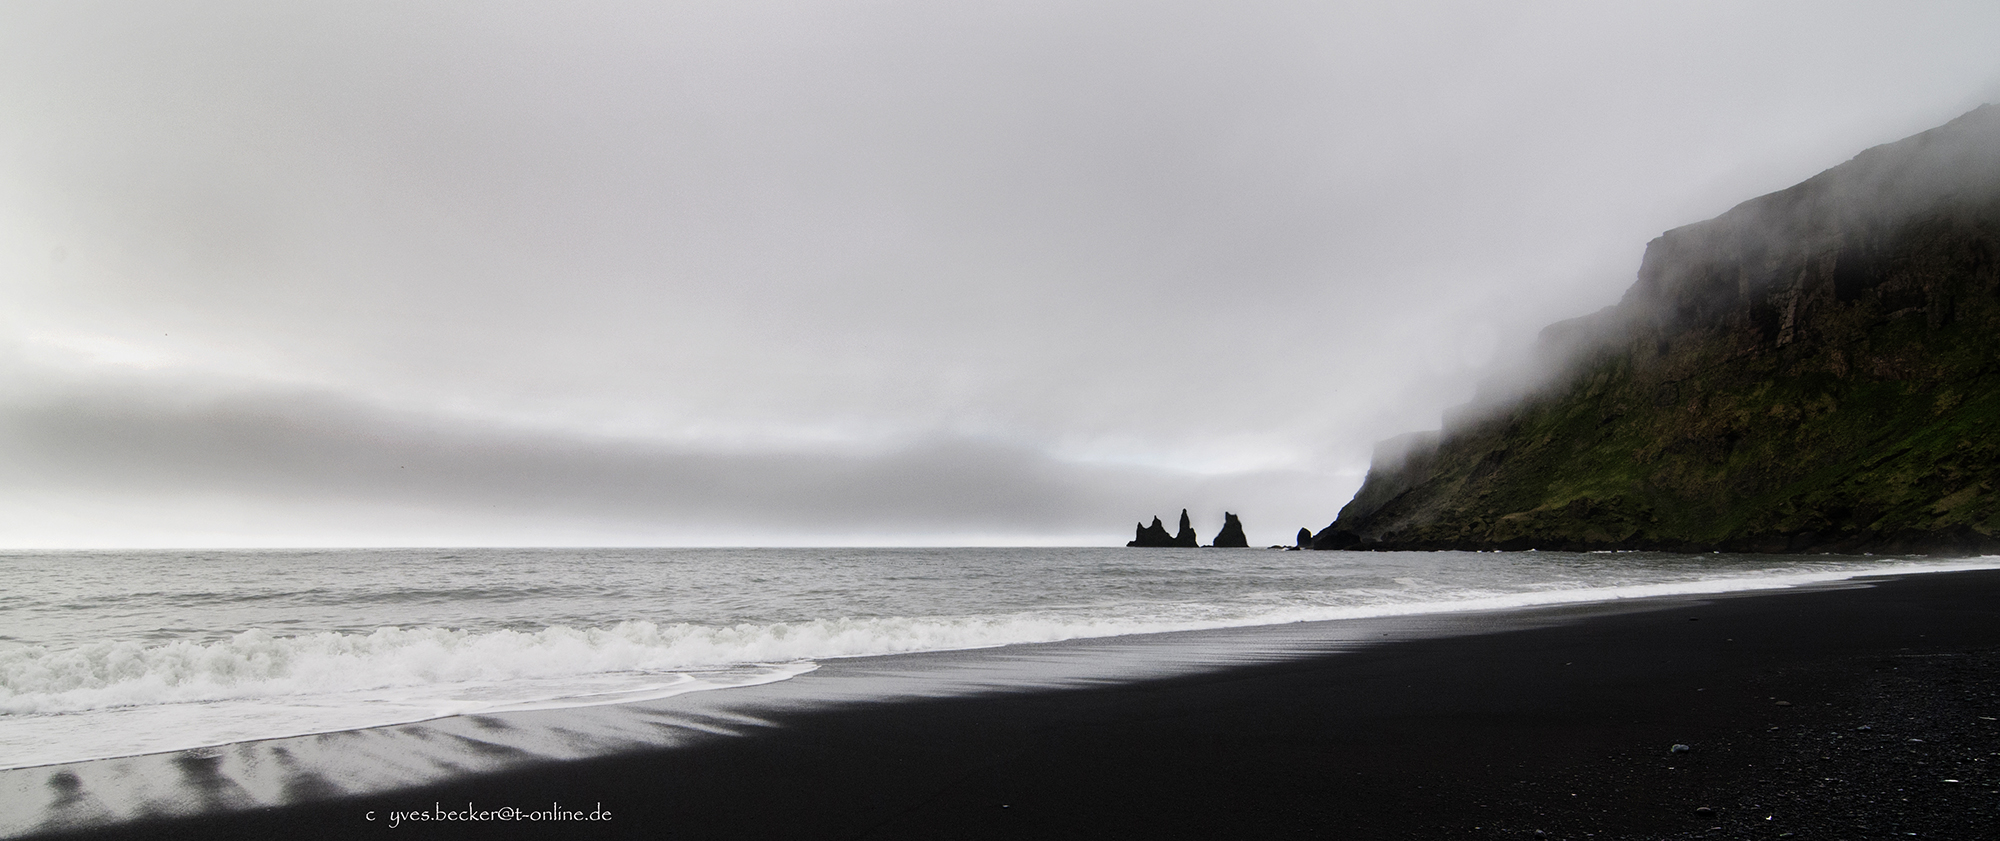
xmin=1210 ymin=513 xmax=1249 ymax=548
xmin=1127 ymin=516 xmax=1175 ymax=547
xmin=1173 ymin=509 xmax=1200 ymax=547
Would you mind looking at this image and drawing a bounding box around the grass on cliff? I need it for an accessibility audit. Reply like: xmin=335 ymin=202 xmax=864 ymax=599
xmin=1389 ymin=310 xmax=2000 ymax=550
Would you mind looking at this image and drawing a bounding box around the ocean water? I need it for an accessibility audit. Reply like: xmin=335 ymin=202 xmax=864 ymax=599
xmin=2 ymin=547 xmax=1994 ymax=772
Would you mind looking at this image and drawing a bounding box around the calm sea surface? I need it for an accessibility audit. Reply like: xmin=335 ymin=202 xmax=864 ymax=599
xmin=2 ymin=547 xmax=1993 ymax=769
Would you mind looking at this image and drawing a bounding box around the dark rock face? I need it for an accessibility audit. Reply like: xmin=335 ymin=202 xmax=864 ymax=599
xmin=1210 ymin=512 xmax=1249 ymax=547
xmin=1127 ymin=516 xmax=1174 ymax=547
xmin=1295 ymin=527 xmax=1313 ymax=549
xmin=1173 ymin=509 xmax=1200 ymax=547
xmin=1317 ymin=104 xmax=2000 ymax=555
xmin=1127 ymin=511 xmax=1252 ymax=548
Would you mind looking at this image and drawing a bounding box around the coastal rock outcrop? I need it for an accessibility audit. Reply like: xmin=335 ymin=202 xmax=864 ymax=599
xmin=1128 ymin=516 xmax=1175 ymax=547
xmin=1126 ymin=510 xmax=1246 ymax=547
xmin=1173 ymin=509 xmax=1200 ymax=547
xmin=1210 ymin=513 xmax=1249 ymax=547
xmin=1316 ymin=104 xmax=2000 ymax=555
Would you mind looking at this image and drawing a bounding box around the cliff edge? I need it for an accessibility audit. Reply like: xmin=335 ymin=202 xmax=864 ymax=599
xmin=1317 ymin=105 xmax=2000 ymax=555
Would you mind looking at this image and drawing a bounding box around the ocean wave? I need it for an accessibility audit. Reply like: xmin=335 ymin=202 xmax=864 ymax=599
xmin=3 ymin=623 xmax=750 ymax=715
xmin=10 ymin=557 xmax=1997 ymax=717
xmin=0 ymin=615 xmax=1159 ymax=716
xmin=3 ymin=556 xmax=1999 ymax=773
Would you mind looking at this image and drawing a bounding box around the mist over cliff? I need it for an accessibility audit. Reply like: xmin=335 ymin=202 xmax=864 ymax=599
xmin=1319 ymin=105 xmax=2000 ymax=555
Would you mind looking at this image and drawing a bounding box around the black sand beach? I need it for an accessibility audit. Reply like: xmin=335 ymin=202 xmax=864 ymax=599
xmin=38 ymin=568 xmax=2000 ymax=840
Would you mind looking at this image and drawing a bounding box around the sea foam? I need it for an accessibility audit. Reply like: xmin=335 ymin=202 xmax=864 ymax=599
xmin=10 ymin=557 xmax=1998 ymax=720
xmin=4 ymin=551 xmax=1998 ymax=770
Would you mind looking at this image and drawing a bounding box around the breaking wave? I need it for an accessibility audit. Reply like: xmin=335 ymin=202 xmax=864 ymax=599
xmin=9 ymin=556 xmax=1997 ymax=721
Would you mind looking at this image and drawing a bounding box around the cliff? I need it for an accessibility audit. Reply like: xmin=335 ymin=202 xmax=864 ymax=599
xmin=1317 ymin=105 xmax=2000 ymax=555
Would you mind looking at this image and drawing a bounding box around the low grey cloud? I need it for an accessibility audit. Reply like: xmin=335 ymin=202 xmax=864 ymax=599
xmin=2 ymin=1 xmax=1997 ymax=546
xmin=0 ymin=364 xmax=1328 ymax=546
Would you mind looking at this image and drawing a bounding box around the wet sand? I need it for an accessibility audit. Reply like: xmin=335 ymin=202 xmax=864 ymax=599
xmin=33 ymin=568 xmax=2000 ymax=840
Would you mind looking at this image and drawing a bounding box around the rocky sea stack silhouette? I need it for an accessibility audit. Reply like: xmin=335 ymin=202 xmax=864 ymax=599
xmin=1210 ymin=513 xmax=1249 ymax=548
xmin=1314 ymin=105 xmax=2000 ymax=555
xmin=1128 ymin=516 xmax=1174 ymax=547
xmin=1127 ymin=510 xmax=1249 ymax=548
xmin=1128 ymin=509 xmax=1201 ymax=547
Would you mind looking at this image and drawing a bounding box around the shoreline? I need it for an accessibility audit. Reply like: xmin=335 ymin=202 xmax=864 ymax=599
xmin=13 ymin=554 xmax=1988 ymax=776
xmin=14 ymin=566 xmax=2000 ymax=839
xmin=1313 ymin=534 xmax=2000 ymax=555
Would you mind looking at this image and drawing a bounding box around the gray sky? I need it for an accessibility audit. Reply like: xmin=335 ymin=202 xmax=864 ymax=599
xmin=3 ymin=1 xmax=1997 ymax=547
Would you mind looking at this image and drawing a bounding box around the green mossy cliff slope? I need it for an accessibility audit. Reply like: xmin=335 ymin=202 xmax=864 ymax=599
xmin=1317 ymin=105 xmax=2000 ymax=555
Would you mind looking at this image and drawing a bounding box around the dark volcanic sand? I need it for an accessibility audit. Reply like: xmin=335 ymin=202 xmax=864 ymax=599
xmin=38 ymin=568 xmax=2000 ymax=840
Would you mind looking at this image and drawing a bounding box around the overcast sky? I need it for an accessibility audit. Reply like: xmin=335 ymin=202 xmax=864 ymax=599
xmin=3 ymin=1 xmax=1997 ymax=547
